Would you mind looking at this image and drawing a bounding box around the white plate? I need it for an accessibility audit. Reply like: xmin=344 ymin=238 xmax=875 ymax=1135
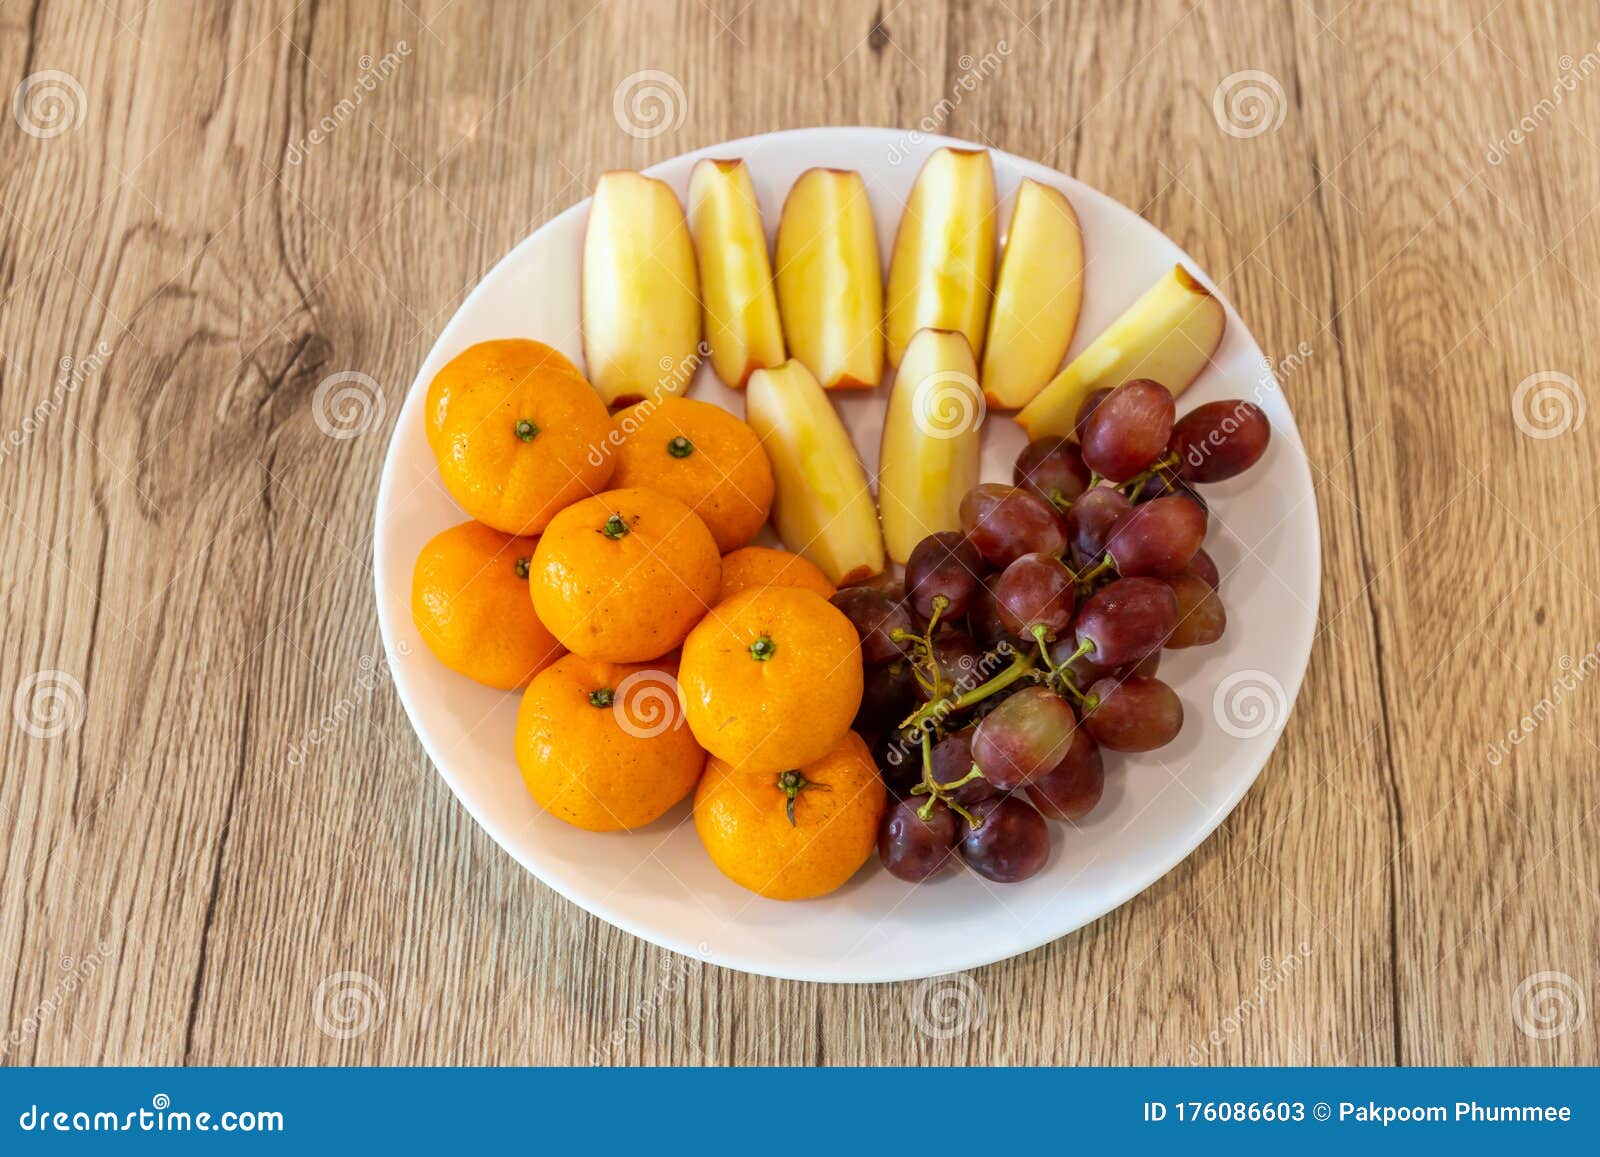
xmin=373 ymin=127 xmax=1320 ymax=984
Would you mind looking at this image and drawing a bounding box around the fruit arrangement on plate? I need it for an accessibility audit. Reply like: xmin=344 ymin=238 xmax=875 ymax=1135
xmin=409 ymin=146 xmax=1271 ymax=903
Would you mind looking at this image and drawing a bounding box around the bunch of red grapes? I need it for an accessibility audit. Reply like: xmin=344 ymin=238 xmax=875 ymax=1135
xmin=832 ymin=379 xmax=1272 ymax=886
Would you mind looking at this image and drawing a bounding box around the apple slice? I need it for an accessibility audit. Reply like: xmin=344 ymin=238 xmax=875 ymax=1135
xmin=980 ymin=179 xmax=1084 ymax=410
xmin=745 ymin=359 xmax=885 ymax=585
xmin=884 ymin=147 xmax=996 ymax=367
xmin=582 ymin=171 xmax=702 ymax=406
xmin=774 ymin=168 xmax=884 ymax=390
xmin=1016 ymin=264 xmax=1226 ymax=441
xmin=688 ymin=158 xmax=786 ymax=387
xmin=878 ymin=329 xmax=984 ymax=564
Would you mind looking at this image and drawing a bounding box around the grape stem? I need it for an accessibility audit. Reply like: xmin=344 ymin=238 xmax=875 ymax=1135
xmin=912 ymin=735 xmax=985 ymax=827
xmin=1074 ymin=556 xmax=1115 ymax=587
xmin=1053 ymin=637 xmax=1095 ymax=704
xmin=1120 ymin=451 xmax=1181 ymax=500
xmin=901 ymin=647 xmax=1036 ymax=735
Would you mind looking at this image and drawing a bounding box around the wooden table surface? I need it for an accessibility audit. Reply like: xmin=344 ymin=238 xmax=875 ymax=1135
xmin=3 ymin=0 xmax=1597 ymax=1067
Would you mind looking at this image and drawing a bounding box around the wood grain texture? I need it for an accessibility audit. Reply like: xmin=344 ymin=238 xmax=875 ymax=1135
xmin=1 ymin=0 xmax=1596 ymax=1066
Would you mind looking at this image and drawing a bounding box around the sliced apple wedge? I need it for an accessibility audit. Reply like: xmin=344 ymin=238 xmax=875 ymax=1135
xmin=688 ymin=158 xmax=785 ymax=387
xmin=774 ymin=168 xmax=884 ymax=390
xmin=980 ymin=179 xmax=1084 ymax=410
xmin=1016 ymin=264 xmax=1226 ymax=441
xmin=582 ymin=171 xmax=702 ymax=406
xmin=745 ymin=359 xmax=884 ymax=585
xmin=878 ymin=329 xmax=984 ymax=564
xmin=884 ymin=147 xmax=996 ymax=367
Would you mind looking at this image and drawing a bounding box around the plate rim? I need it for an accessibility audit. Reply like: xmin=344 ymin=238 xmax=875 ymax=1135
xmin=373 ymin=125 xmax=1322 ymax=984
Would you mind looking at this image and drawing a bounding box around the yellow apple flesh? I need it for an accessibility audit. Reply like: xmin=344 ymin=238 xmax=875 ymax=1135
xmin=774 ymin=168 xmax=884 ymax=390
xmin=688 ymin=158 xmax=785 ymax=387
xmin=878 ymin=329 xmax=984 ymax=564
xmin=581 ymin=171 xmax=702 ymax=406
xmin=1016 ymin=264 xmax=1226 ymax=441
xmin=745 ymin=359 xmax=885 ymax=585
xmin=980 ymin=178 xmax=1084 ymax=410
xmin=884 ymin=147 xmax=996 ymax=367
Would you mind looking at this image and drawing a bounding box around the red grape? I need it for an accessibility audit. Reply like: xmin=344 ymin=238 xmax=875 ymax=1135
xmin=905 ymin=532 xmax=983 ymax=621
xmin=856 ymin=658 xmax=916 ymax=733
xmin=1051 ymin=633 xmax=1163 ymax=689
xmin=1165 ymin=574 xmax=1227 ymax=648
xmin=994 ymin=552 xmax=1076 ymax=641
xmin=1074 ymin=387 xmax=1113 ymax=442
xmin=830 ymin=588 xmax=914 ymax=665
xmin=1066 ymin=486 xmax=1132 ymax=566
xmin=879 ymin=797 xmax=959 ymax=881
xmin=1105 ymin=495 xmax=1206 ymax=576
xmin=1184 ymin=546 xmax=1220 ymax=590
xmin=1026 ymin=727 xmax=1105 ymax=821
xmin=1170 ymin=400 xmax=1271 ymax=482
xmin=960 ymin=796 xmax=1051 ymax=882
xmin=930 ymin=727 xmax=1000 ymax=805
xmin=1084 ymin=675 xmax=1183 ymax=751
xmin=967 ymin=577 xmax=1021 ymax=650
xmin=1073 ymin=577 xmax=1178 ymax=666
xmin=970 ymin=685 xmax=1078 ymax=790
xmin=959 ymin=483 xmax=1067 ymax=568
xmin=872 ymin=728 xmax=925 ymax=795
xmin=1080 ymin=378 xmax=1176 ymax=482
xmin=922 ymin=630 xmax=987 ymax=701
xmin=1014 ymin=437 xmax=1090 ymax=508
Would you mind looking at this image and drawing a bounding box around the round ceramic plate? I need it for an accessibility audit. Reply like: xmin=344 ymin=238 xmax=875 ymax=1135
xmin=373 ymin=127 xmax=1320 ymax=984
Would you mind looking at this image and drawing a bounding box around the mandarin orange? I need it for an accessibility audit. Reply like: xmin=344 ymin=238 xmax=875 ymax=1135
xmin=530 ymin=487 xmax=721 ymax=662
